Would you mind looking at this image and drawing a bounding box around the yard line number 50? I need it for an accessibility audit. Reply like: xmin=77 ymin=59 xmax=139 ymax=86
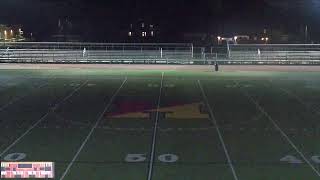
xmin=125 ymin=154 xmax=178 ymax=163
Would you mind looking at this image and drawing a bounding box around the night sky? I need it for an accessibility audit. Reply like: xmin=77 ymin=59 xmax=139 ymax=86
xmin=0 ymin=0 xmax=319 ymax=41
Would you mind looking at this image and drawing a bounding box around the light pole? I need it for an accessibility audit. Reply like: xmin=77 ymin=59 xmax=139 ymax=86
xmin=305 ymin=25 xmax=308 ymax=43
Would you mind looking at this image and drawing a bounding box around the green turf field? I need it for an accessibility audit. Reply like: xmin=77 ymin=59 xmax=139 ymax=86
xmin=1 ymin=68 xmax=320 ymax=179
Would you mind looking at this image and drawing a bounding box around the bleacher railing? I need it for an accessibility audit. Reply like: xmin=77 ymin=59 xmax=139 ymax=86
xmin=0 ymin=42 xmax=200 ymax=64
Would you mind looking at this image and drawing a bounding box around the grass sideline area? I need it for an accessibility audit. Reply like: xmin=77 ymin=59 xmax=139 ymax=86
xmin=0 ymin=65 xmax=320 ymax=179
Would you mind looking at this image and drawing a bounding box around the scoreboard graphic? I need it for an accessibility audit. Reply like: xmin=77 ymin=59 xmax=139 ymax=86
xmin=1 ymin=162 xmax=54 ymax=179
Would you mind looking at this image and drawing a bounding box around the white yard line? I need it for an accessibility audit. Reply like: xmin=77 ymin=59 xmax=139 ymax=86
xmin=237 ymin=81 xmax=320 ymax=177
xmin=59 ymin=78 xmax=127 ymax=180
xmin=53 ymin=80 xmax=89 ymax=110
xmin=147 ymin=72 xmax=164 ymax=180
xmin=197 ymin=80 xmax=239 ymax=180
xmin=0 ymin=113 xmax=49 ymax=157
xmin=0 ymin=80 xmax=88 ymax=158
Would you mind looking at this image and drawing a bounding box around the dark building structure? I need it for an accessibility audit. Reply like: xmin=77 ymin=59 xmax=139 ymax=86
xmin=126 ymin=19 xmax=159 ymax=43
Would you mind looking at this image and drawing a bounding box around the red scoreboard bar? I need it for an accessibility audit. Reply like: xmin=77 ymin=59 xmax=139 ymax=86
xmin=1 ymin=162 xmax=54 ymax=179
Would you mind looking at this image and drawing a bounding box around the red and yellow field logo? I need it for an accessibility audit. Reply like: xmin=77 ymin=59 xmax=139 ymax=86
xmin=107 ymin=100 xmax=208 ymax=119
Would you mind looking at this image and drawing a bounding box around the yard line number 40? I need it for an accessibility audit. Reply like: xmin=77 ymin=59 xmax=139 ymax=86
xmin=280 ymin=155 xmax=320 ymax=164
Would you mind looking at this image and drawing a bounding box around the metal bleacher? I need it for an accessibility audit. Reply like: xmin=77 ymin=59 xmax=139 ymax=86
xmin=1 ymin=42 xmax=320 ymax=65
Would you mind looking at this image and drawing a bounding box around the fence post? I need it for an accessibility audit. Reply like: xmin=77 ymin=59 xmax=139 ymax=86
xmin=87 ymin=49 xmax=89 ymax=62
xmin=201 ymin=47 xmax=205 ymax=59
xmin=216 ymin=53 xmax=218 ymax=65
xmin=227 ymin=41 xmax=231 ymax=59
xmin=191 ymin=44 xmax=194 ymax=58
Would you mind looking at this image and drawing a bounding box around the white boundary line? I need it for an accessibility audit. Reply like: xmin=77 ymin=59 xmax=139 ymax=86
xmin=0 ymin=80 xmax=88 ymax=158
xmin=236 ymin=81 xmax=320 ymax=177
xmin=147 ymin=72 xmax=164 ymax=180
xmin=59 ymin=78 xmax=127 ymax=180
xmin=197 ymin=80 xmax=239 ymax=180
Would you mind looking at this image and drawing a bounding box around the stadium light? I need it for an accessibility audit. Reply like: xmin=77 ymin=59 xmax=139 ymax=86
xmin=261 ymin=37 xmax=269 ymax=44
xmin=217 ymin=36 xmax=221 ymax=45
xmin=234 ymin=36 xmax=238 ymax=44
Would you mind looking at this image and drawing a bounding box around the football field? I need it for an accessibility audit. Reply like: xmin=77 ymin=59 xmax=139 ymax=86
xmin=1 ymin=65 xmax=320 ymax=179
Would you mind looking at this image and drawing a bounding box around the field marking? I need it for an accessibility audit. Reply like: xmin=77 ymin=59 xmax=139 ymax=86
xmin=0 ymin=82 xmax=48 ymax=112
xmin=268 ymin=81 xmax=320 ymax=116
xmin=0 ymin=78 xmax=17 ymax=89
xmin=52 ymin=80 xmax=88 ymax=110
xmin=147 ymin=72 xmax=164 ymax=180
xmin=0 ymin=74 xmax=37 ymax=89
xmin=59 ymin=78 xmax=127 ymax=180
xmin=0 ymin=80 xmax=88 ymax=158
xmin=0 ymin=74 xmax=58 ymax=112
xmin=236 ymin=81 xmax=320 ymax=177
xmin=197 ymin=80 xmax=239 ymax=180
